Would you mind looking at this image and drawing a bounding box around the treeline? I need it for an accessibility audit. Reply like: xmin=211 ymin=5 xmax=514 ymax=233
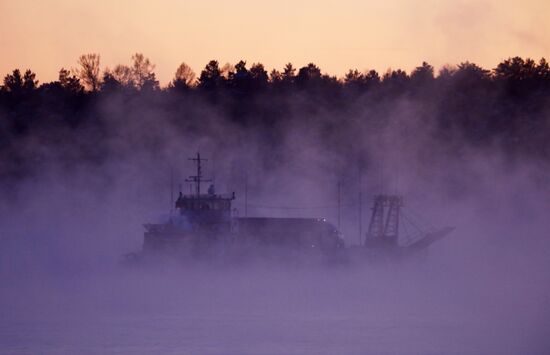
xmin=1 ymin=53 xmax=550 ymax=181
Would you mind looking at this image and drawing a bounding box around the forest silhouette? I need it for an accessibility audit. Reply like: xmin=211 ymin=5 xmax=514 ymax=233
xmin=1 ymin=54 xmax=549 ymax=184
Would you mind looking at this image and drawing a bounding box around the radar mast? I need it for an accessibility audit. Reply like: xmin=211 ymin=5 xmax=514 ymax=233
xmin=185 ymin=152 xmax=212 ymax=197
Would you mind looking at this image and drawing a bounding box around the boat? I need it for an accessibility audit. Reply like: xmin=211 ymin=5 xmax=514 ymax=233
xmin=125 ymin=153 xmax=452 ymax=264
xmin=125 ymin=153 xmax=344 ymax=264
xmin=352 ymin=194 xmax=454 ymax=260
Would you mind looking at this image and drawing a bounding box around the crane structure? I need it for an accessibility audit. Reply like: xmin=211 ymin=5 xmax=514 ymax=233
xmin=364 ymin=195 xmax=403 ymax=248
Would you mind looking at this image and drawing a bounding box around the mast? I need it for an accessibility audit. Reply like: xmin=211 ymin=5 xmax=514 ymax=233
xmin=186 ymin=152 xmax=212 ymax=197
xmin=358 ymin=164 xmax=363 ymax=246
xmin=337 ymin=180 xmax=342 ymax=230
xmin=244 ymin=171 xmax=248 ymax=217
xmin=170 ymin=167 xmax=174 ymax=213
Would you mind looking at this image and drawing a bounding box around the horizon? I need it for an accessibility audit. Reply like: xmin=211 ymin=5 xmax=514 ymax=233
xmin=1 ymin=0 xmax=549 ymax=85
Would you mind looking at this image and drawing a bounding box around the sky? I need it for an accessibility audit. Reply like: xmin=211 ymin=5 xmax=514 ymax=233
xmin=1 ymin=0 xmax=549 ymax=85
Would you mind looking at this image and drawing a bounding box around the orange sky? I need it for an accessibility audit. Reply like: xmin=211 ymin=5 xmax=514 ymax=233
xmin=1 ymin=0 xmax=549 ymax=85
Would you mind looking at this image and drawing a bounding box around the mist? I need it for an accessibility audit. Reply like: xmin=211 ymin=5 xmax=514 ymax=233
xmin=2 ymin=61 xmax=550 ymax=354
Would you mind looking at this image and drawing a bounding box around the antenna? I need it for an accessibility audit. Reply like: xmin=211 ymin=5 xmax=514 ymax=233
xmin=244 ymin=171 xmax=248 ymax=217
xmin=186 ymin=152 xmax=212 ymax=197
xmin=337 ymin=180 xmax=342 ymax=230
xmin=170 ymin=167 xmax=174 ymax=213
xmin=358 ymin=165 xmax=363 ymax=246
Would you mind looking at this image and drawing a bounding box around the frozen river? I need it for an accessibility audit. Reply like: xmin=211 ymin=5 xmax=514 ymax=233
xmin=2 ymin=258 xmax=549 ymax=355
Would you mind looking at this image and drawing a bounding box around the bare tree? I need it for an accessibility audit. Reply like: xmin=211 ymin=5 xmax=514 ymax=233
xmin=76 ymin=54 xmax=101 ymax=91
xmin=172 ymin=62 xmax=196 ymax=88
xmin=220 ymin=62 xmax=235 ymax=79
xmin=112 ymin=64 xmax=134 ymax=87
xmin=131 ymin=53 xmax=158 ymax=89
